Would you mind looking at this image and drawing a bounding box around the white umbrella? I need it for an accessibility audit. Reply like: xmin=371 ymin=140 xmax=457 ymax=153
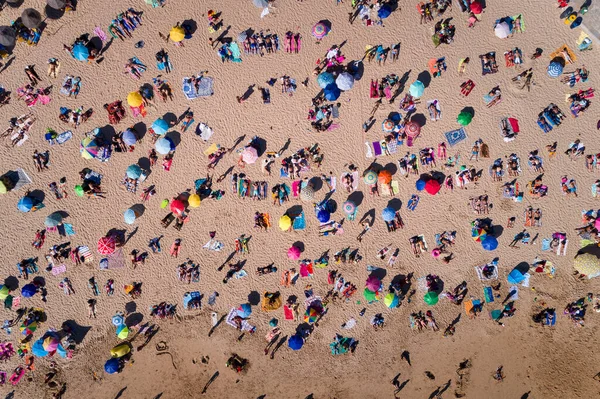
xmin=494 ymin=22 xmax=511 ymax=39
xmin=336 ymin=72 xmax=354 ymax=91
xmin=253 ymin=0 xmax=269 ymax=8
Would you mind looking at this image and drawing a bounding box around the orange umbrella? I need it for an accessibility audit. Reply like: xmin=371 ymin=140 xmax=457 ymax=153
xmin=378 ymin=170 xmax=392 ymax=184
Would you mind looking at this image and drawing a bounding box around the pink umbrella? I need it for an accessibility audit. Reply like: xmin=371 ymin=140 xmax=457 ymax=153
xmin=241 ymin=147 xmax=258 ymax=164
xmin=365 ymin=276 xmax=381 ymax=292
xmin=288 ymin=246 xmax=301 ymax=260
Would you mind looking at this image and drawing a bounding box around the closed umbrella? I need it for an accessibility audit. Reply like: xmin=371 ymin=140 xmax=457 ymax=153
xmin=457 ymin=111 xmax=473 ymax=126
xmin=169 ymin=26 xmax=185 ymax=42
xmin=188 ymin=194 xmax=201 ymax=208
xmin=378 ymin=170 xmax=392 ymax=184
xmin=288 ymin=245 xmax=301 ymax=260
xmin=312 ymin=21 xmax=330 ymax=40
xmin=72 ymin=44 xmax=89 ymax=61
xmin=409 ymin=80 xmax=425 ymax=98
xmin=170 ymin=199 xmax=185 ymax=215
xmin=151 ymin=118 xmax=169 ymax=135
xmin=382 ymin=207 xmax=395 ymax=222
xmin=366 ymin=276 xmax=381 ymax=291
xmin=424 ymin=179 xmax=441 ymax=195
xmin=126 ymin=164 xmax=142 ymax=179
xmin=127 ymin=92 xmax=143 ymax=107
xmin=21 ymin=284 xmax=37 ymax=298
xmin=45 ymin=212 xmax=63 ymax=227
xmin=80 ymin=137 xmax=99 ymax=159
xmin=342 ymin=201 xmax=356 ymax=215
xmin=288 ymin=334 xmax=304 ymax=350
xmin=122 ymin=129 xmax=137 ymax=145
xmin=547 ymin=61 xmax=563 ymax=78
xmin=494 ymin=22 xmax=511 ymax=39
xmin=363 ymin=170 xmax=378 ymax=185
xmin=279 ymin=215 xmax=292 ymax=231
xmin=481 ymin=236 xmax=498 ymax=251
xmin=416 ymin=179 xmax=426 ymax=191
xmin=155 ymin=137 xmax=174 ymax=154
xmin=324 ymin=84 xmax=340 ymax=101
xmin=241 ymin=147 xmax=259 ymax=164
xmin=424 ymin=291 xmax=439 ymax=305
xmin=336 ymin=72 xmax=354 ymax=91
xmin=97 ymin=236 xmax=116 ymax=255
xmin=17 ymin=196 xmax=34 ymax=212
xmin=384 ymin=293 xmax=399 ymax=308
xmin=317 ymin=72 xmax=334 ymax=89
xmin=317 ymin=209 xmax=330 ymax=223
xmin=47 ymin=0 xmax=67 ymax=9
xmin=0 ymin=26 xmax=16 ymax=47
xmin=21 ymin=9 xmax=43 ymax=29
xmin=573 ymin=253 xmax=600 ymax=279
xmin=123 ymin=208 xmax=137 ymax=224
xmin=405 ymin=121 xmax=420 ymax=137
xmin=253 ymin=0 xmax=269 ymax=7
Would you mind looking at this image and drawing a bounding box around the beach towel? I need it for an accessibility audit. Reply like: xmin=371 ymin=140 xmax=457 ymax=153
xmin=106 ymin=249 xmax=125 ymax=269
xmin=283 ymin=304 xmax=295 ymax=320
xmin=183 ymin=291 xmax=201 ymax=309
xmin=475 ymin=263 xmax=498 ymax=281
xmin=51 ymin=264 xmax=67 ymax=276
xmin=550 ymin=45 xmax=577 ymax=64
xmin=203 ymin=143 xmax=220 ymax=156
xmin=11 ymin=296 xmax=20 ymax=310
xmin=372 ymin=141 xmax=382 ymax=156
xmin=293 ymin=212 xmax=306 ymax=230
xmin=182 ymin=76 xmax=214 ymax=100
xmin=426 ymin=100 xmax=442 ymax=121
xmin=490 ymin=309 xmax=502 ymax=320
xmin=203 ymin=239 xmax=224 ymax=251
xmin=444 ymin=127 xmax=467 ymax=146
xmin=157 ymin=58 xmax=173 ymax=72
xmin=507 ymin=286 xmax=519 ymax=301
xmin=63 ymin=223 xmax=75 ymax=236
xmin=483 ymin=93 xmax=502 ymax=106
xmin=10 ymin=132 xmax=28 ymax=147
xmin=365 ymin=142 xmax=374 ymax=158
xmin=226 ymin=307 xmax=255 ymax=332
xmin=56 ymin=131 xmax=73 ymax=145
xmin=77 ymin=246 xmax=93 ymax=263
xmin=93 ymin=27 xmax=108 ymax=42
xmin=512 ymin=14 xmax=525 ymax=33
xmin=484 ymin=287 xmax=494 ymax=303
xmin=229 ymin=42 xmax=242 ymax=63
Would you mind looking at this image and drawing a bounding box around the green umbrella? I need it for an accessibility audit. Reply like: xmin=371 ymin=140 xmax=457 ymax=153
xmin=424 ymin=291 xmax=439 ymax=305
xmin=363 ymin=288 xmax=378 ymax=302
xmin=45 ymin=212 xmax=63 ymax=227
xmin=74 ymin=185 xmax=84 ymax=197
xmin=457 ymin=112 xmax=473 ymax=126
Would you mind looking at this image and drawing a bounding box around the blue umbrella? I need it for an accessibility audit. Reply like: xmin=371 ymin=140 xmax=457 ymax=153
xmin=72 ymin=44 xmax=89 ymax=61
xmin=378 ymin=4 xmax=392 ymax=19
xmin=104 ymin=358 xmax=121 ymax=374
xmin=126 ymin=164 xmax=142 ymax=179
xmin=123 ymin=209 xmax=136 ymax=225
xmin=409 ymin=80 xmax=425 ymax=98
xmin=122 ymin=129 xmax=137 ymax=146
xmin=237 ymin=303 xmax=252 ymax=318
xmin=288 ymin=334 xmax=304 ymax=350
xmin=547 ymin=62 xmax=563 ymax=78
xmin=151 ymin=118 xmax=169 ymax=135
xmin=17 ymin=196 xmax=34 ymax=212
xmin=317 ymin=72 xmax=334 ymax=89
xmin=112 ymin=314 xmax=124 ymax=326
xmin=382 ymin=207 xmax=396 ymax=222
xmin=21 ymin=283 xmax=37 ymax=298
xmin=507 ymin=269 xmax=525 ymax=284
xmin=45 ymin=212 xmax=63 ymax=227
xmin=481 ymin=236 xmax=498 ymax=251
xmin=32 ymin=339 xmax=49 ymax=357
xmin=324 ymin=84 xmax=341 ymax=101
xmin=155 ymin=137 xmax=174 ymax=155
xmin=317 ymin=209 xmax=330 ymax=223
xmin=416 ymin=179 xmax=426 ymax=191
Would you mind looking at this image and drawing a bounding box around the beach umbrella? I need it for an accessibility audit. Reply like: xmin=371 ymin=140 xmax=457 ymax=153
xmin=470 ymin=1 xmax=483 ymax=14
xmin=126 ymin=164 xmax=142 ymax=179
xmin=405 ymin=121 xmax=421 ymax=137
xmin=188 ymin=194 xmax=201 ymax=208
xmin=279 ymin=215 xmax=292 ymax=231
xmin=45 ymin=212 xmax=63 ymax=227
xmin=384 ymin=293 xmax=399 ymax=308
xmin=481 ymin=236 xmax=498 ymax=251
xmin=104 ymin=358 xmax=120 ymax=374
xmin=241 ymin=146 xmax=259 ymax=164
xmin=237 ymin=303 xmax=252 ymax=318
xmin=366 ymin=276 xmax=381 ymax=292
xmin=336 ymin=72 xmax=354 ymax=91
xmin=416 ymin=179 xmax=426 ymax=191
xmin=43 ymin=336 xmax=60 ymax=352
xmin=324 ymin=84 xmax=341 ymax=101
xmin=80 ymin=137 xmax=99 ymax=160
xmin=47 ymin=0 xmax=67 ymax=9
xmin=237 ymin=31 xmax=248 ymax=43
xmin=312 ymin=21 xmax=330 ymax=40
xmin=110 ymin=343 xmax=131 ymax=358
xmin=317 ymin=72 xmax=335 ymax=89
xmin=72 ymin=44 xmax=89 ymax=61
xmin=300 ymin=185 xmax=314 ymax=201
xmin=573 ymin=254 xmax=600 ymax=279
xmin=457 ymin=111 xmax=472 ymax=126
xmin=112 ymin=314 xmax=124 ymax=326
xmin=382 ymin=119 xmax=395 ymax=133
xmin=123 ymin=208 xmax=137 ymax=224
xmin=288 ymin=245 xmax=301 ymax=260
xmin=127 ymin=91 xmax=143 ymax=107
xmin=288 ymin=334 xmax=304 ymax=350
xmin=0 ymin=181 xmax=6 ymax=194
xmin=32 ymin=339 xmax=49 ymax=357
xmin=409 ymin=81 xmax=425 ymax=98
xmin=22 ymin=9 xmax=43 ymax=29
xmin=155 ymin=137 xmax=174 ymax=154
xmin=253 ymin=0 xmax=269 ymax=7
xmin=74 ymin=185 xmax=84 ymax=197
xmin=424 ymin=180 xmax=441 ymax=195
xmin=363 ymin=288 xmax=378 ymax=302
xmin=316 ymin=209 xmax=330 ymax=223
xmin=151 ymin=118 xmax=169 ymax=135
xmin=304 ymin=307 xmax=320 ymax=323
xmin=547 ymin=62 xmax=563 ymax=78
xmin=378 ymin=4 xmax=392 ymax=19
xmin=21 ymin=284 xmax=37 ymax=298
xmin=0 ymin=285 xmax=9 ymax=301
xmin=378 ymin=170 xmax=392 ymax=184
xmin=17 ymin=196 xmax=34 ymax=213
xmin=494 ymin=22 xmax=511 ymax=39
xmin=382 ymin=207 xmax=396 ymax=222
xmin=363 ymin=170 xmax=378 ymax=185
xmin=169 ymin=26 xmax=185 ymax=42
xmin=97 ymin=236 xmax=116 ymax=255
xmin=471 ymin=228 xmax=487 ymax=242
xmin=116 ymin=325 xmax=129 ymax=339
xmin=507 ymin=269 xmax=525 ymax=284
xmin=20 ymin=320 xmax=38 ymax=336
xmin=342 ymin=200 xmax=356 ymax=215
xmin=424 ymin=291 xmax=439 ymax=305
xmin=0 ymin=26 xmax=16 ymax=47
xmin=170 ymin=199 xmax=185 ymax=215
xmin=122 ymin=129 xmax=137 ymax=145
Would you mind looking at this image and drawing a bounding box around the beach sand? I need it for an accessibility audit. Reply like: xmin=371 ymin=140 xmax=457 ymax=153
xmin=0 ymin=0 xmax=599 ymax=398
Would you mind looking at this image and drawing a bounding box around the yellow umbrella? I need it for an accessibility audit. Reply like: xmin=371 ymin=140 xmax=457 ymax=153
xmin=279 ymin=215 xmax=291 ymax=231
xmin=574 ymin=253 xmax=600 ymax=279
xmin=169 ymin=26 xmax=185 ymax=42
xmin=188 ymin=194 xmax=201 ymax=208
xmin=0 ymin=180 xmax=6 ymax=194
xmin=127 ymin=91 xmax=143 ymax=107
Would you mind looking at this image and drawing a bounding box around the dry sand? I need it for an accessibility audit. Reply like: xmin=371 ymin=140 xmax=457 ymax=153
xmin=1 ymin=0 xmax=600 ymax=398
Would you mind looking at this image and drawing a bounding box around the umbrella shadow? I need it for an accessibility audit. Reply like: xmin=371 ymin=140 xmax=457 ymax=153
xmin=162 ymin=112 xmax=178 ymax=126
xmin=44 ymin=5 xmax=65 ymax=20
xmin=417 ymin=70 xmax=432 ymax=88
xmin=383 ymin=162 xmax=397 ymax=175
xmin=125 ymin=301 xmax=137 ymax=314
xmin=248 ymin=291 xmax=261 ymax=306
xmin=292 ymin=241 xmax=305 ymax=253
xmin=308 ymin=176 xmax=323 ymax=192
xmin=411 ymin=113 xmax=427 ymax=127
xmin=28 ymin=189 xmax=45 ymax=203
xmin=98 ymin=124 xmax=117 ymax=143
xmin=254 ymin=136 xmax=267 ymax=157
xmin=130 ymin=204 xmax=145 ymax=218
xmin=6 ymin=0 xmax=25 ymax=7
xmin=514 ymin=261 xmax=530 ymax=275
xmin=165 ymin=131 xmax=181 ymax=147
xmin=3 ymin=276 xmax=19 ymax=291
xmin=369 ymin=267 xmax=387 ymax=280
xmin=461 ymin=106 xmax=476 ymax=118
xmin=133 ymin=122 xmax=147 ymax=141
xmin=285 ymin=205 xmax=303 ymax=218
xmin=100 ymin=37 xmax=114 ymax=56
xmin=125 ymin=312 xmax=144 ymax=327
xmin=347 ymin=191 xmax=364 ymax=207
xmin=182 ymin=19 xmax=198 ymax=36
xmin=62 ymin=320 xmax=91 ymax=344
xmin=386 ymin=198 xmax=402 ymax=212
xmin=348 ymin=60 xmax=364 ymax=80
xmin=359 ymin=208 xmax=376 ymax=226
xmin=490 ymin=224 xmax=504 ymax=238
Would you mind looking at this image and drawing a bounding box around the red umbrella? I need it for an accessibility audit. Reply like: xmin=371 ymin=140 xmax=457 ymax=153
xmin=170 ymin=199 xmax=185 ymax=215
xmin=424 ymin=179 xmax=441 ymax=195
xmin=97 ymin=236 xmax=116 ymax=255
xmin=470 ymin=1 xmax=483 ymax=14
xmin=405 ymin=121 xmax=420 ymax=138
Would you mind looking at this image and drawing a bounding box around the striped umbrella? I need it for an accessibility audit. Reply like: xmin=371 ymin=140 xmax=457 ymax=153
xmin=382 ymin=119 xmax=395 ymax=133
xmin=471 ymin=228 xmax=487 ymax=242
xmin=363 ymin=170 xmax=378 ymax=185
xmin=300 ymin=185 xmax=314 ymax=202
xmin=405 ymin=121 xmax=420 ymax=137
xmin=97 ymin=236 xmax=116 ymax=255
xmin=312 ymin=21 xmax=329 ymax=40
xmin=547 ymin=61 xmax=563 ymax=78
